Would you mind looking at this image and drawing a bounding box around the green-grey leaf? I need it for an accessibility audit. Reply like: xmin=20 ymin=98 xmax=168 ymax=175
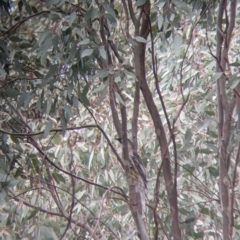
xmin=126 ymin=37 xmax=138 ymax=46
xmin=136 ymin=0 xmax=147 ymax=7
xmin=69 ymin=11 xmax=76 ymax=26
xmin=4 ymin=89 xmax=20 ymax=97
xmin=42 ymin=121 xmax=52 ymax=138
xmin=173 ymin=34 xmax=182 ymax=56
xmin=158 ymin=14 xmax=163 ymax=30
xmin=24 ymin=208 xmax=41 ymax=221
xmin=52 ymin=172 xmax=66 ymax=184
xmin=45 ymin=0 xmax=59 ymax=7
xmin=92 ymin=83 xmax=108 ymax=93
xmin=81 ymin=49 xmax=94 ymax=58
xmin=9 ymin=36 xmax=22 ymax=42
xmin=115 ymin=91 xmax=125 ymax=105
xmin=67 ymin=82 xmax=74 ymax=99
xmin=42 ymin=64 xmax=57 ymax=85
xmin=135 ymin=36 xmax=147 ymax=43
xmin=78 ymin=38 xmax=90 ymax=45
xmin=99 ymin=47 xmax=107 ymax=59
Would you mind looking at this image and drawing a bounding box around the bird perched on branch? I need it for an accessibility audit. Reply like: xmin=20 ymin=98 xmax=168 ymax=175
xmin=116 ymin=137 xmax=147 ymax=188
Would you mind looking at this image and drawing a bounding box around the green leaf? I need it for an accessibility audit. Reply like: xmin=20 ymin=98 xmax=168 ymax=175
xmin=182 ymin=164 xmax=195 ymax=175
xmin=0 ymin=69 xmax=6 ymax=79
xmin=172 ymin=0 xmax=190 ymax=11
xmin=64 ymin=104 xmax=72 ymax=121
xmin=60 ymin=112 xmax=67 ymax=136
xmin=19 ymin=43 xmax=32 ymax=49
xmin=208 ymin=166 xmax=218 ymax=177
xmin=18 ymin=0 xmax=23 ymax=12
xmin=14 ymin=59 xmax=22 ymax=76
xmin=0 ymin=159 xmax=7 ymax=171
xmin=158 ymin=14 xmax=163 ymax=30
xmin=0 ymin=40 xmax=8 ymax=53
xmin=23 ymin=92 xmax=32 ymax=108
xmin=46 ymin=0 xmax=59 ymax=7
xmin=78 ymin=38 xmax=90 ymax=45
xmin=9 ymin=36 xmax=22 ymax=42
xmin=92 ymin=82 xmax=108 ymax=93
xmin=97 ymin=70 xmax=109 ymax=78
xmin=135 ymin=36 xmax=147 ymax=43
xmin=4 ymin=89 xmax=20 ymax=97
xmin=199 ymin=205 xmax=215 ymax=219
xmin=69 ymin=11 xmax=76 ymax=26
xmin=136 ymin=0 xmax=147 ymax=7
xmin=230 ymin=61 xmax=240 ymax=66
xmin=81 ymin=49 xmax=94 ymax=58
xmin=72 ymin=96 xmax=79 ymax=110
xmin=32 ymin=6 xmax=38 ymax=13
xmin=6 ymin=180 xmax=19 ymax=188
xmin=68 ymin=43 xmax=77 ymax=62
xmin=99 ymin=47 xmax=107 ymax=59
xmin=42 ymin=64 xmax=58 ymax=85
xmin=39 ymin=226 xmax=58 ymax=240
xmin=25 ymin=3 xmax=32 ymax=15
xmin=24 ymin=208 xmax=41 ymax=221
xmin=42 ymin=121 xmax=52 ymax=138
xmin=197 ymin=148 xmax=212 ymax=154
xmin=78 ymin=84 xmax=90 ymax=106
xmin=67 ymin=82 xmax=74 ymax=98
xmin=90 ymin=8 xmax=99 ymax=20
xmin=208 ymin=130 xmax=218 ymax=138
xmin=49 ymin=12 xmax=61 ymax=21
xmin=17 ymin=92 xmax=28 ymax=108
xmin=85 ymin=6 xmax=94 ymax=20
xmin=173 ymin=34 xmax=182 ymax=56
xmin=31 ymin=158 xmax=40 ymax=173
xmin=235 ymin=225 xmax=240 ymax=230
xmin=115 ymin=91 xmax=125 ymax=105
xmin=103 ymin=3 xmax=116 ymax=18
xmin=126 ymin=37 xmax=138 ymax=46
xmin=52 ymin=172 xmax=66 ymax=184
xmin=39 ymin=30 xmax=52 ymax=46
xmin=88 ymin=151 xmax=94 ymax=169
xmin=10 ymin=135 xmax=19 ymax=144
xmin=105 ymin=13 xmax=117 ymax=24
xmin=185 ymin=128 xmax=192 ymax=142
xmin=43 ymin=99 xmax=52 ymax=115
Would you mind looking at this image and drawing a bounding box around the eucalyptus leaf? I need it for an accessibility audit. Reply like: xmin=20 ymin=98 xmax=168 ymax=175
xmin=42 ymin=121 xmax=52 ymax=138
xmin=135 ymin=0 xmax=147 ymax=7
xmin=135 ymin=36 xmax=147 ymax=43
xmin=173 ymin=34 xmax=182 ymax=56
xmin=78 ymin=38 xmax=90 ymax=45
xmin=4 ymin=89 xmax=20 ymax=97
xmin=81 ymin=49 xmax=94 ymax=58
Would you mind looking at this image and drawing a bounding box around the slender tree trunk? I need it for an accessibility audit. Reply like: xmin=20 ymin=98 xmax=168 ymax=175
xmin=215 ymin=0 xmax=237 ymax=239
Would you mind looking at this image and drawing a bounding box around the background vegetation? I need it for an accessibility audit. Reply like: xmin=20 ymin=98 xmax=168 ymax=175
xmin=0 ymin=0 xmax=239 ymax=239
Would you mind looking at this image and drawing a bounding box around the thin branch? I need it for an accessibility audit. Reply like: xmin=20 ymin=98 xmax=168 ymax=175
xmin=8 ymin=189 xmax=63 ymax=216
xmin=2 ymin=11 xmax=50 ymax=40
xmin=0 ymin=123 xmax=124 ymax=169
xmin=59 ymin=141 xmax=77 ymax=240
xmin=8 ymin=190 xmax=100 ymax=240
xmin=127 ymin=0 xmax=137 ymax=26
xmin=109 ymin=75 xmax=122 ymax=136
xmin=90 ymin=186 xmax=115 ymax=239
xmin=122 ymin=0 xmax=131 ymax=38
xmin=131 ymin=80 xmax=140 ymax=149
xmin=179 ymin=0 xmax=215 ymax=100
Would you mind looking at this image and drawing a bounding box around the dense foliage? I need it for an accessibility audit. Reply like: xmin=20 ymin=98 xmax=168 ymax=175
xmin=0 ymin=0 xmax=240 ymax=239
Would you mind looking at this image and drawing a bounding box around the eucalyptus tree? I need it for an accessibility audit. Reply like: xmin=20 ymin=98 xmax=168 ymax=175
xmin=0 ymin=0 xmax=239 ymax=239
